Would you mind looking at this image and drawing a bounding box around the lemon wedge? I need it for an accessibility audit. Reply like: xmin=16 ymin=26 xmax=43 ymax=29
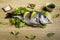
xmin=30 ymin=12 xmax=36 ymax=19
xmin=23 ymin=12 xmax=29 ymax=19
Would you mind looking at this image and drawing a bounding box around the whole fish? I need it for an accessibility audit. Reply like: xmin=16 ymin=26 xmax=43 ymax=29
xmin=5 ymin=11 xmax=50 ymax=26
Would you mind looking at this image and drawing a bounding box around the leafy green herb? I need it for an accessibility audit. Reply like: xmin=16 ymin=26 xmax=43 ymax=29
xmin=10 ymin=17 xmax=26 ymax=28
xmin=41 ymin=11 xmax=46 ymax=15
xmin=19 ymin=22 xmax=26 ymax=27
xmin=14 ymin=7 xmax=30 ymax=14
xmin=14 ymin=18 xmax=20 ymax=28
xmin=9 ymin=18 xmax=15 ymax=25
xmin=25 ymin=34 xmax=36 ymax=40
xmin=47 ymin=32 xmax=55 ymax=37
xmin=41 ymin=10 xmax=49 ymax=16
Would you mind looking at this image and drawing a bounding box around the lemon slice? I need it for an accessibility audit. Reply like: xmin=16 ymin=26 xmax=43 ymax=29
xmin=30 ymin=12 xmax=36 ymax=19
xmin=23 ymin=12 xmax=29 ymax=19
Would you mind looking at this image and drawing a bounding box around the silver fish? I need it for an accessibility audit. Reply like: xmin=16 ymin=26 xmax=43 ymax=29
xmin=13 ymin=11 xmax=49 ymax=26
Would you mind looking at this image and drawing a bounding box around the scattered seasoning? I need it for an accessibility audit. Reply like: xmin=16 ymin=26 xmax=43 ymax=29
xmin=27 ymin=3 xmax=36 ymax=9
xmin=0 ymin=22 xmax=8 ymax=25
xmin=47 ymin=32 xmax=55 ymax=37
xmin=25 ymin=34 xmax=36 ymax=40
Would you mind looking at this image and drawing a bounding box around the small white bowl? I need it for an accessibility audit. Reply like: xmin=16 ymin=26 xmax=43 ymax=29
xmin=2 ymin=5 xmax=12 ymax=12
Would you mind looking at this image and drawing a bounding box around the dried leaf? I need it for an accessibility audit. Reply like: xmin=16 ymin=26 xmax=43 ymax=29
xmin=47 ymin=32 xmax=55 ymax=37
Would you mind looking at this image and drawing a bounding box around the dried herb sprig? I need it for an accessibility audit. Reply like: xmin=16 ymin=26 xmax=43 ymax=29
xmin=25 ymin=34 xmax=36 ymax=40
xmin=11 ymin=31 xmax=19 ymax=38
